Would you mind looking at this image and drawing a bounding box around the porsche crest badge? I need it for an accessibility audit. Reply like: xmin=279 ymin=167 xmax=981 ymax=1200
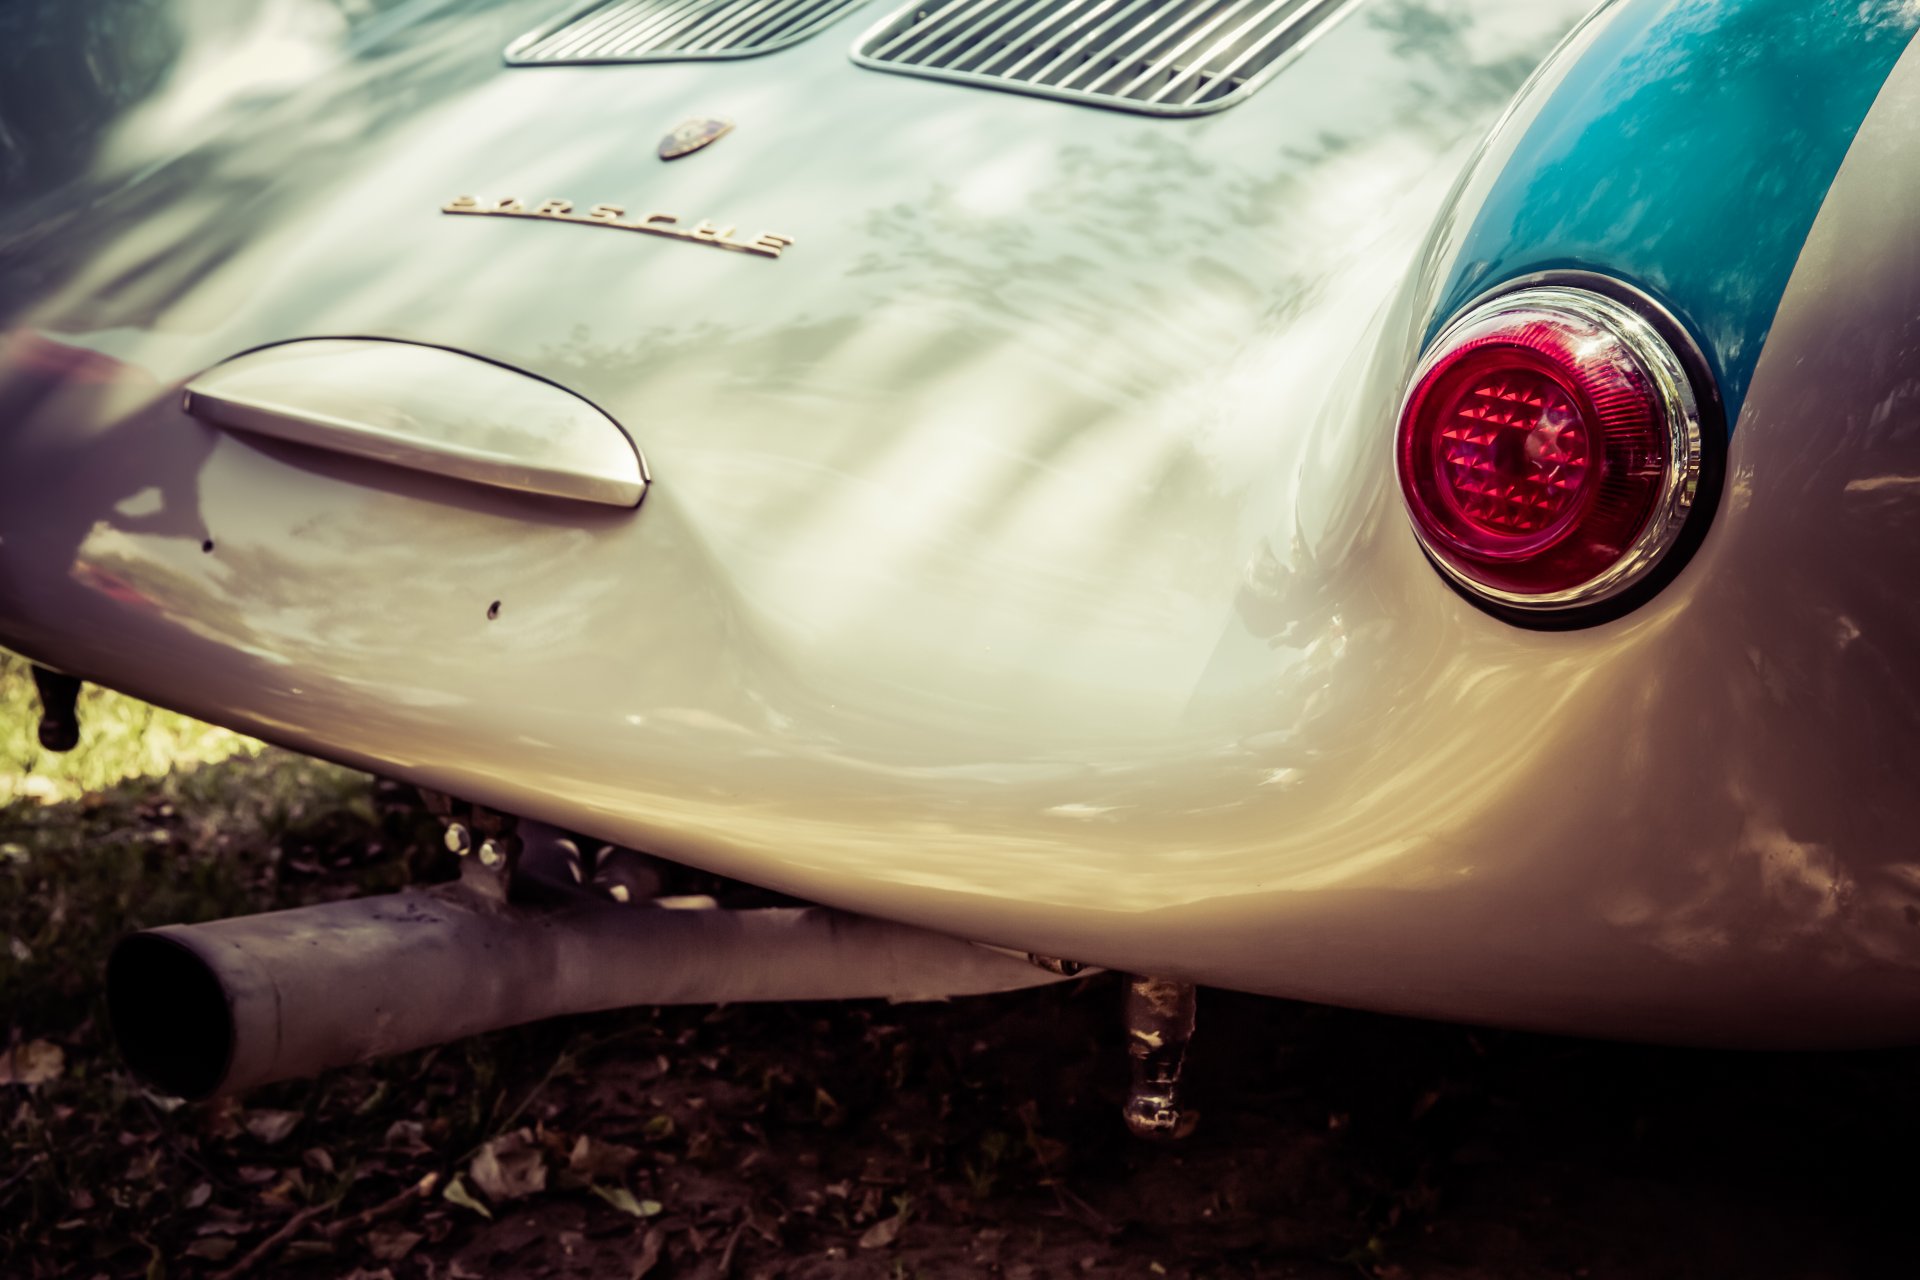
xmin=659 ymin=118 xmax=733 ymax=161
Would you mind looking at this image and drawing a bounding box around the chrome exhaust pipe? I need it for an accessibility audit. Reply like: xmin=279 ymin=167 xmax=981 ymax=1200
xmin=107 ymin=885 xmax=1071 ymax=1099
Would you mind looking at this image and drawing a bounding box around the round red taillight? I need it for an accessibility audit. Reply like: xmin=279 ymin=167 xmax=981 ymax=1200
xmin=1396 ymin=287 xmax=1703 ymax=612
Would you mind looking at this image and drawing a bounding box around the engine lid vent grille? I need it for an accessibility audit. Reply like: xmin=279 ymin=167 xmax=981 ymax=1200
xmin=851 ymin=0 xmax=1356 ymax=115
xmin=508 ymin=0 xmax=870 ymax=63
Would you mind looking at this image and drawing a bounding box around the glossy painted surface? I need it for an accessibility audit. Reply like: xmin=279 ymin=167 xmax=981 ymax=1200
xmin=5 ymin=0 xmax=1920 ymax=1045
xmin=184 ymin=339 xmax=647 ymax=508
xmin=1432 ymin=0 xmax=1920 ymax=426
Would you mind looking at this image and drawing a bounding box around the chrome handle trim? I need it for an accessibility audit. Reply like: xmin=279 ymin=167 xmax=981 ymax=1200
xmin=183 ymin=339 xmax=647 ymax=509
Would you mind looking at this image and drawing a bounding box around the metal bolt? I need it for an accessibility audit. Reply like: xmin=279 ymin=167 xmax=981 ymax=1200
xmin=478 ymin=839 xmax=504 ymax=869
xmin=444 ymin=823 xmax=472 ymax=857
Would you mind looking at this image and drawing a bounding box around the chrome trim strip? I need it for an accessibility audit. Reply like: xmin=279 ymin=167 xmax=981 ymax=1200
xmin=183 ymin=339 xmax=649 ymax=509
xmin=1023 ymin=0 xmax=1157 ymax=84
xmin=1148 ymin=0 xmax=1326 ymax=104
xmin=982 ymin=0 xmax=1105 ymax=76
xmin=507 ymin=0 xmax=872 ymax=64
xmin=850 ymin=0 xmax=1362 ymax=117
xmin=1095 ymin=0 xmax=1262 ymax=97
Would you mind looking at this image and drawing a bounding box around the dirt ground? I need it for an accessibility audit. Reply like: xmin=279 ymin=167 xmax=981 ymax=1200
xmin=335 ymin=983 xmax=1920 ymax=1280
xmin=19 ymin=933 xmax=1920 ymax=1280
xmin=4 ymin=663 xmax=1919 ymax=1279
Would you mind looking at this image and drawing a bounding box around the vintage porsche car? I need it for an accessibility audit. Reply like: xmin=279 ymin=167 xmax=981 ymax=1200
xmin=3 ymin=0 xmax=1919 ymax=1133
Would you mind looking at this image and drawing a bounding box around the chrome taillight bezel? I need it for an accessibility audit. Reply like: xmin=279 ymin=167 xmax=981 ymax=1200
xmin=1396 ymin=277 xmax=1720 ymax=624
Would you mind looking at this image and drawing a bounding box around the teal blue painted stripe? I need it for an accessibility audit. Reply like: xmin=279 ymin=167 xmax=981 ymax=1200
xmin=1434 ymin=0 xmax=1918 ymax=429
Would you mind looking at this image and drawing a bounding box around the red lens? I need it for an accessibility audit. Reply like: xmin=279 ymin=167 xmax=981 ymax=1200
xmin=1397 ymin=300 xmax=1676 ymax=600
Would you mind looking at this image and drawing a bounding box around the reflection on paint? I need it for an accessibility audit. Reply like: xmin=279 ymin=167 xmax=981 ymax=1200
xmin=8 ymin=0 xmax=1920 ymax=1045
xmin=1434 ymin=0 xmax=1920 ymax=427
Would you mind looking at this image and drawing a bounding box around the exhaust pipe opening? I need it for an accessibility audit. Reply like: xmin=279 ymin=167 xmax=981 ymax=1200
xmin=108 ymin=933 xmax=234 ymax=1101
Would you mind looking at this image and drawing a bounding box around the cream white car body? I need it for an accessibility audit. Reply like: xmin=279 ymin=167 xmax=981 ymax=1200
xmin=5 ymin=0 xmax=1920 ymax=1049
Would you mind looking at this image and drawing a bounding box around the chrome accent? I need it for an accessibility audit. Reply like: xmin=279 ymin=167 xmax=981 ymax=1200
xmin=1398 ymin=286 xmax=1705 ymax=614
xmin=850 ymin=0 xmax=1358 ymax=116
xmin=507 ymin=0 xmax=872 ymax=63
xmin=183 ymin=339 xmax=649 ymax=508
xmin=442 ymin=195 xmax=796 ymax=260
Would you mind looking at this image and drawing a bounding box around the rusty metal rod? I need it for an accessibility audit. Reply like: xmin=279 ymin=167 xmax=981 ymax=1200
xmin=1122 ymin=975 xmax=1198 ymax=1139
xmin=107 ymin=887 xmax=1075 ymax=1099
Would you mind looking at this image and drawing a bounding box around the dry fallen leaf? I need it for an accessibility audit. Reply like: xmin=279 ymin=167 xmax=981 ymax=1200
xmin=0 ymin=1039 xmax=64 ymax=1088
xmin=195 ymin=1217 xmax=252 ymax=1238
xmin=204 ymin=1098 xmax=245 ymax=1140
xmin=183 ymin=1182 xmax=211 ymax=1210
xmin=470 ymin=1129 xmax=547 ymax=1203
xmin=259 ymin=1170 xmax=307 ymax=1208
xmin=630 ymin=1226 xmax=666 ymax=1280
xmin=441 ymin=1174 xmax=493 ymax=1220
xmin=244 ymin=1109 xmax=301 ymax=1144
xmin=588 ymin=1183 xmax=661 ymax=1219
xmin=859 ymin=1215 xmax=904 ymax=1250
xmin=366 ymin=1224 xmax=424 ymax=1261
xmin=383 ymin=1119 xmax=429 ymax=1154
xmin=569 ymin=1134 xmax=640 ymax=1180
xmin=183 ymin=1238 xmax=237 ymax=1262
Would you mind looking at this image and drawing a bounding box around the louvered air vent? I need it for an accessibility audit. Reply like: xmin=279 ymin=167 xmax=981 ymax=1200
xmin=851 ymin=0 xmax=1357 ymax=115
xmin=507 ymin=0 xmax=871 ymax=63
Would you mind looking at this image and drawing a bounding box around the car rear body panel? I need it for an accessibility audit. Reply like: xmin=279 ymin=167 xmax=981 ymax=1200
xmin=6 ymin=0 xmax=1920 ymax=1044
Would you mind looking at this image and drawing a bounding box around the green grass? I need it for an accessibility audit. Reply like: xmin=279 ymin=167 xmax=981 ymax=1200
xmin=0 ymin=657 xmax=265 ymax=808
